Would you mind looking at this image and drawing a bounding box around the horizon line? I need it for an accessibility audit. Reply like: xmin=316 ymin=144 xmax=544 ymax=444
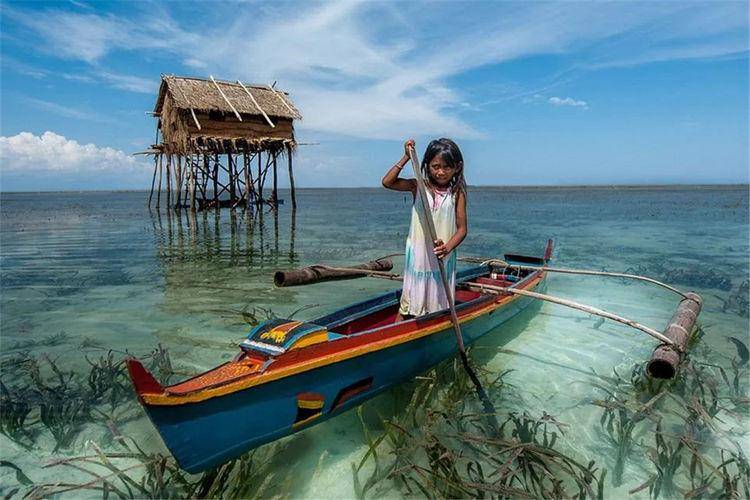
xmin=1 ymin=182 xmax=748 ymax=195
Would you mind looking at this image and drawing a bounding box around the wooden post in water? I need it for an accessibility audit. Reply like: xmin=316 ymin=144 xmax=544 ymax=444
xmin=213 ymin=154 xmax=219 ymax=209
xmin=189 ymin=154 xmax=197 ymax=212
xmin=257 ymin=152 xmax=263 ymax=206
xmin=202 ymin=155 xmax=210 ymax=202
xmin=175 ymin=155 xmax=182 ymax=209
xmin=228 ymin=154 xmax=236 ymax=203
xmin=287 ymin=144 xmax=297 ymax=210
xmin=243 ymin=152 xmax=251 ymax=206
xmin=156 ymin=154 xmax=163 ymax=208
xmin=272 ymin=150 xmax=278 ymax=207
xmin=165 ymin=154 xmax=172 ymax=209
xmin=148 ymin=154 xmax=158 ymax=208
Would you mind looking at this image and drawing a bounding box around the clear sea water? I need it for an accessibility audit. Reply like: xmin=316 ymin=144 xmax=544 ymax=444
xmin=1 ymin=186 xmax=748 ymax=498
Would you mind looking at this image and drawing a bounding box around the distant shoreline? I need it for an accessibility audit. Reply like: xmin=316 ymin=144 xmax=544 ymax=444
xmin=1 ymin=183 xmax=748 ymax=195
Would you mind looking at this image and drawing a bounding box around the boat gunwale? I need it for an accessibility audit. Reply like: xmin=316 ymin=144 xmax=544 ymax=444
xmin=144 ymin=266 xmax=544 ymax=406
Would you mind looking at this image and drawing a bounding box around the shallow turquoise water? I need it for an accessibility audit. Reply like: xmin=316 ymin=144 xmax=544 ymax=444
xmin=1 ymin=186 xmax=748 ymax=497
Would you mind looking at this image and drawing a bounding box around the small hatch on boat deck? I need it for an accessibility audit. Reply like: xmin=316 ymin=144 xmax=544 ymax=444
xmin=240 ymin=318 xmax=342 ymax=356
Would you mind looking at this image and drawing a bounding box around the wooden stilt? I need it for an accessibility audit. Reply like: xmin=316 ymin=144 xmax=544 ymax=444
xmin=175 ymin=155 xmax=183 ymax=209
xmin=287 ymin=144 xmax=296 ymax=210
xmin=213 ymin=153 xmax=219 ymax=209
xmin=148 ymin=154 xmax=158 ymax=208
xmin=243 ymin=152 xmax=251 ymax=205
xmin=166 ymin=154 xmax=172 ymax=209
xmin=183 ymin=157 xmax=190 ymax=207
xmin=156 ymin=154 xmax=163 ymax=208
xmin=202 ymin=154 xmax=210 ymax=200
xmin=229 ymin=154 xmax=236 ymax=203
xmin=272 ymin=150 xmax=278 ymax=207
xmin=189 ymin=154 xmax=197 ymax=212
xmin=257 ymin=152 xmax=263 ymax=206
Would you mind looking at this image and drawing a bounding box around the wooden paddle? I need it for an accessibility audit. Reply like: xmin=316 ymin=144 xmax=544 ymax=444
xmin=406 ymin=144 xmax=495 ymax=416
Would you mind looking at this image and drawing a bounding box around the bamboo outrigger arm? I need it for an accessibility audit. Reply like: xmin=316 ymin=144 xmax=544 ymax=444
xmin=461 ymin=281 xmax=677 ymax=346
xmin=275 ymin=259 xmax=702 ymax=379
xmin=461 ymin=257 xmax=689 ymax=299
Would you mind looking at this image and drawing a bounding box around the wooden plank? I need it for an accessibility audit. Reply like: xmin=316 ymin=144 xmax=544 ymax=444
xmin=237 ymin=80 xmax=275 ymax=128
xmin=210 ymin=75 xmax=243 ymax=121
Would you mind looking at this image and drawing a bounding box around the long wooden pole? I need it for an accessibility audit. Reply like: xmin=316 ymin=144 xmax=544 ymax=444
xmin=407 ymin=145 xmax=466 ymax=352
xmin=406 ymin=145 xmax=494 ymax=415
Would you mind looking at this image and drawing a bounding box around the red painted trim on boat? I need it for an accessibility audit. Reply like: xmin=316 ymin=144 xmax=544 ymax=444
xmin=127 ymin=358 xmax=164 ymax=396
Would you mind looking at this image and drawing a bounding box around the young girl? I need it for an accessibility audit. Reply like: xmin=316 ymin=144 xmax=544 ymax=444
xmin=382 ymin=138 xmax=467 ymax=321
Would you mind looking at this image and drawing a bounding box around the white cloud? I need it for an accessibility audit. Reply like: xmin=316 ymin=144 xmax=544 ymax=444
xmin=7 ymin=1 xmax=748 ymax=140
xmin=0 ymin=131 xmax=149 ymax=173
xmin=97 ymin=71 xmax=155 ymax=94
xmin=548 ymin=96 xmax=588 ymax=109
xmin=25 ymin=98 xmax=112 ymax=123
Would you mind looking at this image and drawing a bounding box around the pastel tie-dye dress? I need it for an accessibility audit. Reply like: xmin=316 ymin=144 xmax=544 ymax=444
xmin=398 ymin=185 xmax=457 ymax=317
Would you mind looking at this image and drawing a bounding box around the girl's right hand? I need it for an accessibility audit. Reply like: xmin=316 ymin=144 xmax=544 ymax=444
xmin=403 ymin=139 xmax=415 ymax=158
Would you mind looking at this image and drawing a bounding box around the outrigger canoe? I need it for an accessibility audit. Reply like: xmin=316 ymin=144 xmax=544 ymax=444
xmin=127 ymin=240 xmax=554 ymax=473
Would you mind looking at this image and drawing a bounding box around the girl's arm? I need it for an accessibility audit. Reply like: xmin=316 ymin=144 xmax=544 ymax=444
xmin=382 ymin=140 xmax=417 ymax=194
xmin=434 ymin=190 xmax=467 ymax=259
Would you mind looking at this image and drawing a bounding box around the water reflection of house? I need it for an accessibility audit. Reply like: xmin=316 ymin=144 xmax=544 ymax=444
xmin=145 ymin=75 xmax=302 ymax=211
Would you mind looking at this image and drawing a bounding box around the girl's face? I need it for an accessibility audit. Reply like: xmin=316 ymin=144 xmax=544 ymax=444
xmin=428 ymin=155 xmax=456 ymax=187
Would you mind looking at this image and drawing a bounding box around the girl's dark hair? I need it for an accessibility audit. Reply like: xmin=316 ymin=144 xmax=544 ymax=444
xmin=421 ymin=138 xmax=466 ymax=196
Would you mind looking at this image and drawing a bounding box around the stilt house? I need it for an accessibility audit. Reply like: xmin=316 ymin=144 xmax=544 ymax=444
xmin=148 ymin=75 xmax=302 ymax=210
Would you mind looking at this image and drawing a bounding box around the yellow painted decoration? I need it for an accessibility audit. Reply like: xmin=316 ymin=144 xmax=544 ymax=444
xmin=297 ymin=399 xmax=324 ymax=410
xmin=290 ymin=330 xmax=328 ymax=350
xmin=260 ymin=321 xmax=301 ymax=343
xmin=292 ymin=413 xmax=321 ymax=428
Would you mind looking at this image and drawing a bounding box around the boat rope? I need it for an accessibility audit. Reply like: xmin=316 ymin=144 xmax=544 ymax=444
xmin=462 ymin=281 xmax=680 ymax=349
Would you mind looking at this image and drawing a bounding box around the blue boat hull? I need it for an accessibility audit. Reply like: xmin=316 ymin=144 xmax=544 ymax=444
xmin=142 ymin=272 xmax=545 ymax=473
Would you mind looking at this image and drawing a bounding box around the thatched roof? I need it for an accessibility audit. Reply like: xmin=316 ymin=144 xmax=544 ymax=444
xmin=155 ymin=75 xmax=301 ymax=120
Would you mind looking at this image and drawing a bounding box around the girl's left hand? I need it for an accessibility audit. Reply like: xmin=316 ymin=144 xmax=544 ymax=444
xmin=433 ymin=239 xmax=451 ymax=259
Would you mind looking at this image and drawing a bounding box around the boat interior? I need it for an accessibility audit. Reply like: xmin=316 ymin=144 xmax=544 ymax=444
xmin=149 ymin=262 xmax=542 ymax=396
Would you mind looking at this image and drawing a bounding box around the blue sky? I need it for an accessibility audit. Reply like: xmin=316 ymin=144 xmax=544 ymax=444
xmin=0 ymin=1 xmax=748 ymax=191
